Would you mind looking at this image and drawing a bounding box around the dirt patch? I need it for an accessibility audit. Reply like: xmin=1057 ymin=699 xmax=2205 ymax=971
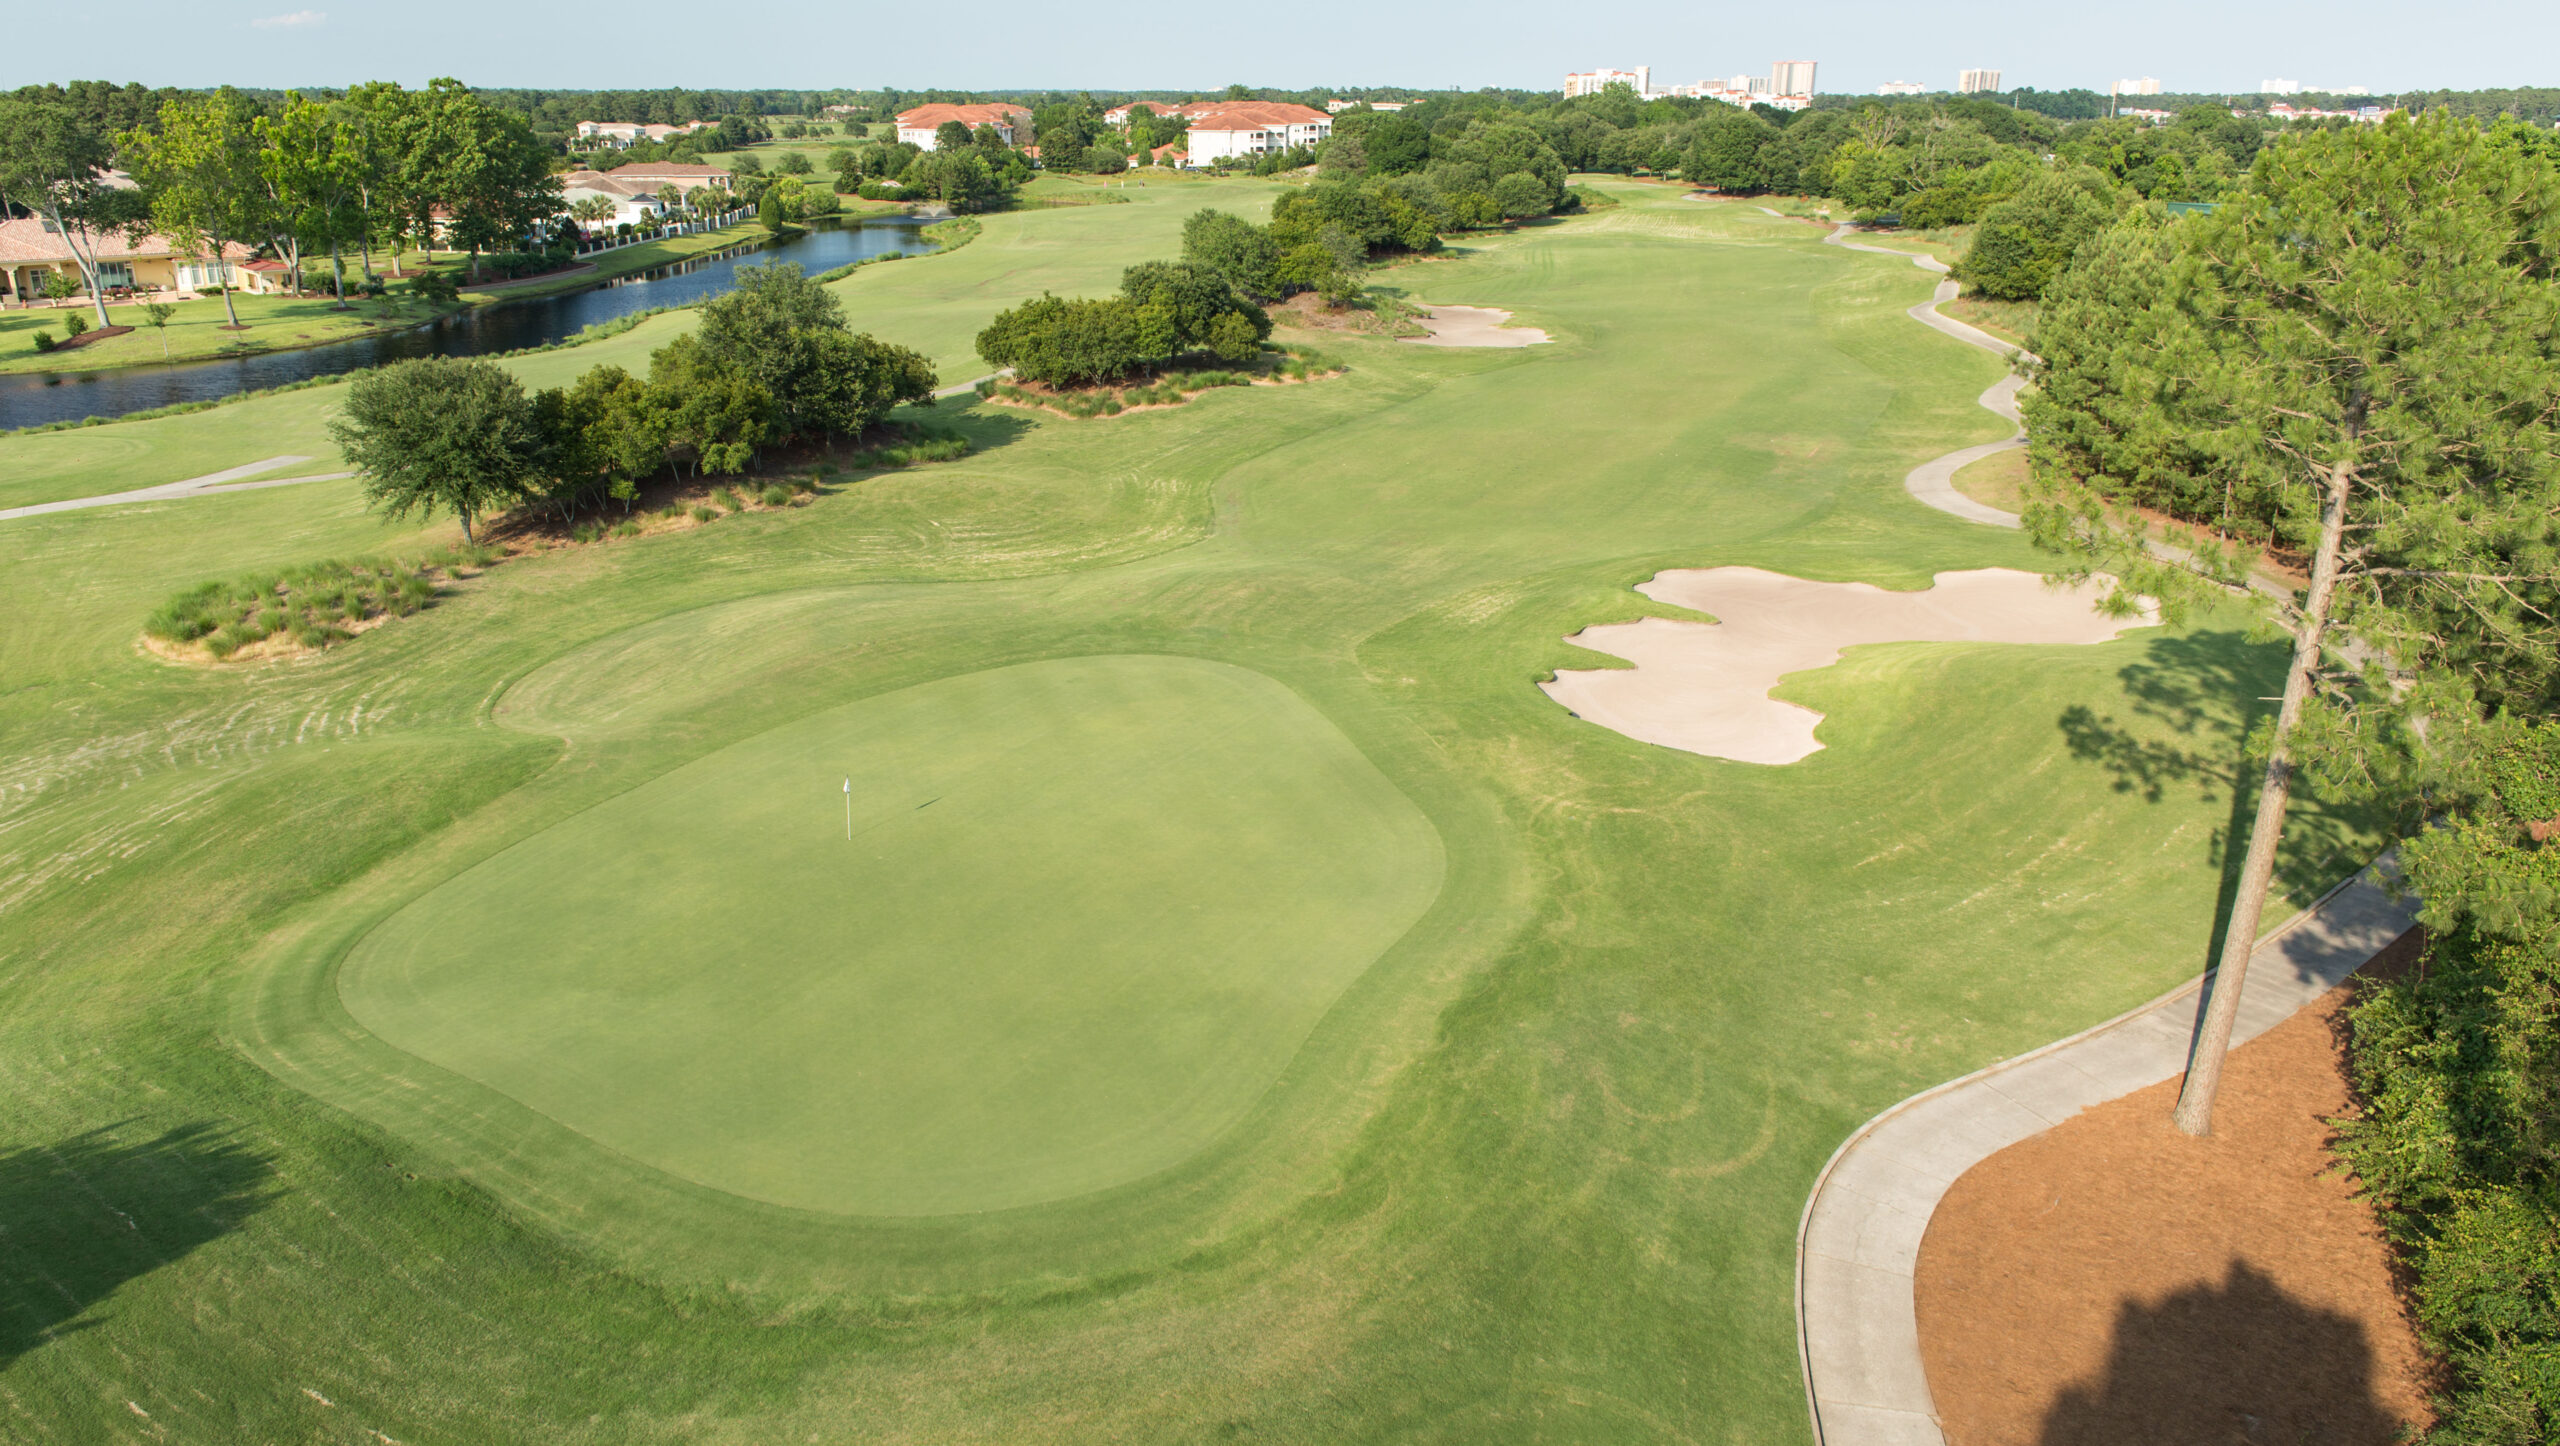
xmin=1401 ymin=303 xmax=1549 ymax=348
xmin=1915 ymin=932 xmax=2437 ymax=1446
xmin=1544 ymin=567 xmax=2152 ymax=764
xmin=1269 ymin=293 xmax=1422 ymax=337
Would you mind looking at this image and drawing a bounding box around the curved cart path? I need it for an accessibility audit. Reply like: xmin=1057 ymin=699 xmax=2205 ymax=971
xmin=1794 ymin=858 xmax=2419 ymax=1445
xmin=1823 ymin=225 xmax=2031 ymax=529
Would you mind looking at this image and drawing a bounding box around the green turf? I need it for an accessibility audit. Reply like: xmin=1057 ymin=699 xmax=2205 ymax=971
xmin=0 ymin=178 xmax=2387 ymax=1442
xmin=341 ymin=654 xmax=1442 ymax=1215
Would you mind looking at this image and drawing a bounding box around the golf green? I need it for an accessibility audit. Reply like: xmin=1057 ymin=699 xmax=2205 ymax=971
xmin=337 ymin=655 xmax=1444 ymax=1216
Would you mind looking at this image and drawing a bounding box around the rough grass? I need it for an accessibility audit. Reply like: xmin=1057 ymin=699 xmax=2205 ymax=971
xmin=0 ymin=186 xmax=2387 ymax=1443
xmin=0 ymin=288 xmax=464 ymax=376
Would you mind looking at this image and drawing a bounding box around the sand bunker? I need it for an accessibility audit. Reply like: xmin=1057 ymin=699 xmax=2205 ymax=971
xmin=1543 ymin=567 xmax=2154 ymax=764
xmin=1402 ymin=304 xmax=1549 ymax=348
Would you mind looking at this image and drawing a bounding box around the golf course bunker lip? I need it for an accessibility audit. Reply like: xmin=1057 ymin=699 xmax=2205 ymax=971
xmin=1401 ymin=304 xmax=1550 ymax=348
xmin=338 ymin=655 xmax=1445 ymax=1218
xmin=1543 ymin=567 xmax=2156 ymax=765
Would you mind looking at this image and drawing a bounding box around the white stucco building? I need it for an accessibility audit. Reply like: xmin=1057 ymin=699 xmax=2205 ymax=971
xmin=1179 ymin=102 xmax=1332 ymax=165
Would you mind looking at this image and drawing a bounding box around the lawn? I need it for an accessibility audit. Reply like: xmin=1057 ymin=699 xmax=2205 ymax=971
xmin=0 ymin=180 xmax=2378 ymax=1442
xmin=0 ymin=288 xmax=465 ymax=376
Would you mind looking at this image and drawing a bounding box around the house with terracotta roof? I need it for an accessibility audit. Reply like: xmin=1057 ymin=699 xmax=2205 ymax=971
xmin=0 ymin=217 xmax=257 ymax=306
xmin=894 ymin=103 xmax=1032 ymax=149
xmin=1180 ymin=102 xmax=1332 ymax=165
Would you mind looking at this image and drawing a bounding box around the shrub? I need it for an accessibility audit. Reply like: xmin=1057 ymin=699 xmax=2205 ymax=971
xmin=570 ymin=521 xmax=601 ymax=543
xmin=63 ymin=311 xmax=91 ymax=339
xmin=612 ymin=520 xmax=642 ymax=538
xmin=760 ymin=484 xmax=789 ymax=506
xmin=145 ymin=556 xmax=443 ymax=659
xmin=714 ymin=487 xmax=743 ymax=511
xmin=691 ymin=505 xmax=717 ymax=522
xmin=31 ymin=331 xmax=54 ymax=353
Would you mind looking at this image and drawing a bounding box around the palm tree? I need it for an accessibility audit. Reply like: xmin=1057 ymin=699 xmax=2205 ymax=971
xmin=656 ymin=184 xmax=683 ymax=228
xmin=569 ymin=195 xmax=617 ymax=243
xmin=685 ymin=186 xmax=716 ymax=224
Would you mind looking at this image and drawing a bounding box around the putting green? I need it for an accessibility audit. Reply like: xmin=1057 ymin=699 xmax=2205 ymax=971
xmin=338 ymin=655 xmax=1444 ymax=1216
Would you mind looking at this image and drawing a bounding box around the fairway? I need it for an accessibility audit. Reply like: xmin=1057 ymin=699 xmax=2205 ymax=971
xmin=0 ymin=179 xmax=2392 ymax=1443
xmin=340 ymin=656 xmax=1442 ymax=1215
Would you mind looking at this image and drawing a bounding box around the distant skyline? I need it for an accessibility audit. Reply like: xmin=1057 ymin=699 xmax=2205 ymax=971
xmin=4 ymin=0 xmax=2551 ymax=96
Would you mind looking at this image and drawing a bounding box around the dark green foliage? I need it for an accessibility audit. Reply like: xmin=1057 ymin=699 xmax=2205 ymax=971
xmin=976 ymin=261 xmax=1268 ymax=386
xmin=687 ymin=263 xmax=937 ymax=445
xmin=1081 ymin=144 xmax=1128 ymax=175
xmin=933 ymin=120 xmax=971 ymax=152
xmin=773 ymin=152 xmax=811 ymax=175
xmin=329 ymin=357 xmax=549 ymax=542
xmin=901 ymin=149 xmax=1011 ymax=212
xmin=2339 ymin=723 xmax=2560 ymax=1444
xmin=1182 ymin=207 xmax=1283 ymax=300
xmin=1683 ymin=110 xmax=1775 ymax=192
xmin=1955 ymin=169 xmax=2118 ymax=299
xmin=30 ymin=330 xmax=54 ymax=353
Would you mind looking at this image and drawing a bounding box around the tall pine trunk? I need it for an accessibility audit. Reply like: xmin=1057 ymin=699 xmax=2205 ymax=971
xmin=2171 ymin=457 xmax=2353 ymax=1135
xmin=330 ymin=238 xmax=348 ymax=308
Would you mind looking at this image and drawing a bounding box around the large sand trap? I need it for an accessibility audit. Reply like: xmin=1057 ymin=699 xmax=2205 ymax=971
xmin=1402 ymin=304 xmax=1549 ymax=348
xmin=1543 ymin=567 xmax=2154 ymax=764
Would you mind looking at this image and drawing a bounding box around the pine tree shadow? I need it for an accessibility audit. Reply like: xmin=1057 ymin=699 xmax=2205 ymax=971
xmin=0 ymin=1123 xmax=275 ymax=1367
xmin=2057 ymin=629 xmax=2388 ymax=972
xmin=2038 ymin=1259 xmax=2407 ymax=1445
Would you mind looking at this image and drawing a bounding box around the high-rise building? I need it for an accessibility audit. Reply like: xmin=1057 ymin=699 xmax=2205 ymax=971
xmin=1958 ymin=69 xmax=2002 ymax=94
xmin=1563 ymin=67 xmax=1649 ymax=98
xmin=2111 ymin=77 xmax=2162 ymax=96
xmin=2261 ymin=79 xmax=2300 ymax=95
xmin=1876 ymin=81 xmax=1927 ymax=96
xmin=1772 ymin=60 xmax=1818 ymax=97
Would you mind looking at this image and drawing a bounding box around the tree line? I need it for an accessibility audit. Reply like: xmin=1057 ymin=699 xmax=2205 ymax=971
xmin=0 ymin=79 xmax=564 ymax=333
xmin=332 ymin=264 xmax=935 ymax=538
xmin=2015 ymin=114 xmax=2560 ymax=1439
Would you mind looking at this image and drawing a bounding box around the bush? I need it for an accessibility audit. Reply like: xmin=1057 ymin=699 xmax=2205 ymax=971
xmin=714 ymin=487 xmax=743 ymax=511
xmin=31 ymin=331 xmax=54 ymax=353
xmin=1957 ymin=169 xmax=2119 ymax=301
xmin=144 ymin=556 xmax=445 ymax=659
xmin=408 ymin=271 xmax=460 ymax=305
xmin=691 ymin=505 xmax=717 ymax=522
xmin=760 ymin=484 xmax=789 ymax=506
xmin=62 ymin=311 xmax=90 ymax=339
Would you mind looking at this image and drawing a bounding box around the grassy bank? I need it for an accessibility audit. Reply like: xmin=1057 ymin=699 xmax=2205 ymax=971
xmin=0 ymin=289 xmax=466 ymax=376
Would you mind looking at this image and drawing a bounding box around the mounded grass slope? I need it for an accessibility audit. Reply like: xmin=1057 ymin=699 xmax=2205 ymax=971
xmin=341 ymin=654 xmax=1442 ymax=1216
xmin=0 ymin=181 xmax=2384 ymax=1443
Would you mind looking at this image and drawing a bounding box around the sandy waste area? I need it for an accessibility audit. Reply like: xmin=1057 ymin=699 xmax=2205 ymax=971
xmin=1543 ymin=567 xmax=2154 ymax=764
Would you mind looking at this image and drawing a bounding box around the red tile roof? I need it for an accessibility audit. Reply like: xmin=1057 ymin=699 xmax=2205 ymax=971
xmin=1180 ymin=101 xmax=1332 ymax=132
xmin=895 ymin=104 xmax=1032 ymax=130
xmin=0 ymin=217 xmax=249 ymax=266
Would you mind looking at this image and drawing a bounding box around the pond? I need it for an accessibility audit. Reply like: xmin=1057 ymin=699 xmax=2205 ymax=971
xmin=0 ymin=219 xmax=932 ymax=432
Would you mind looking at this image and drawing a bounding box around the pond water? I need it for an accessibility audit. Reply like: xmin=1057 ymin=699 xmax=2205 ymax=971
xmin=0 ymin=219 xmax=931 ymax=432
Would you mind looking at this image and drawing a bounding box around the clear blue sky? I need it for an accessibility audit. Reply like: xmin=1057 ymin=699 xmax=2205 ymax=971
xmin=6 ymin=1 xmax=2550 ymax=97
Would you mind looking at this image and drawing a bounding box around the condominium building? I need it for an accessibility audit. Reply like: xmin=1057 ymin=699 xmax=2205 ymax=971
xmin=1877 ymin=81 xmax=1927 ymax=96
xmin=2261 ymin=79 xmax=2300 ymax=95
xmin=1564 ymin=67 xmax=1649 ymax=98
xmin=2111 ymin=77 xmax=2163 ymax=96
xmin=1771 ymin=60 xmax=1817 ymax=97
xmin=1958 ymin=69 xmax=2002 ymax=93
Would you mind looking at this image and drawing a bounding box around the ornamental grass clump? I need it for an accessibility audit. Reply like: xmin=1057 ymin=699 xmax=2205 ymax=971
xmin=145 ymin=556 xmax=445 ymax=660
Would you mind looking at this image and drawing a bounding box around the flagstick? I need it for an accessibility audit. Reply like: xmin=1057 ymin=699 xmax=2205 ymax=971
xmin=844 ymin=776 xmax=852 ymax=841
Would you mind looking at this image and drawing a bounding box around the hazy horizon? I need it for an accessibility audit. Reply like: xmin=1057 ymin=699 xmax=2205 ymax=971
xmin=3 ymin=1 xmax=2548 ymax=99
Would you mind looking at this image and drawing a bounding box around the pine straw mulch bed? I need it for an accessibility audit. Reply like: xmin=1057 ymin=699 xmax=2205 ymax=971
xmin=1913 ymin=929 xmax=2439 ymax=1446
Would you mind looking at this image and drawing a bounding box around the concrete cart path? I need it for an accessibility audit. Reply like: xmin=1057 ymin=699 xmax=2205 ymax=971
xmin=0 ymin=456 xmax=364 ymax=522
xmin=1824 ymin=225 xmax=2034 ymax=530
xmin=1794 ymin=856 xmax=2418 ymax=1445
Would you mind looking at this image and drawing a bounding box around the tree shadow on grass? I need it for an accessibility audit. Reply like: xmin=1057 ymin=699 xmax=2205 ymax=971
xmin=2057 ymin=630 xmax=2390 ymax=973
xmin=0 ymin=1123 xmax=275 ymax=1368
xmin=2038 ymin=1259 xmax=2409 ymax=1446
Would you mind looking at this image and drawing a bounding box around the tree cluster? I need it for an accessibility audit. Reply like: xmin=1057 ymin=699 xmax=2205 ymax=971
xmin=975 ymin=260 xmax=1270 ymax=386
xmin=332 ymin=264 xmax=936 ymax=535
xmin=2019 ymin=121 xmax=2560 ymax=1436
